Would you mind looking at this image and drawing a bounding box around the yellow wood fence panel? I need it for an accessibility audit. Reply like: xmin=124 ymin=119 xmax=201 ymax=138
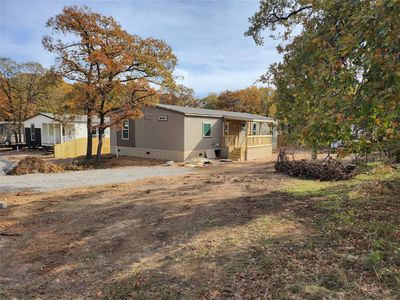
xmin=54 ymin=137 xmax=110 ymax=159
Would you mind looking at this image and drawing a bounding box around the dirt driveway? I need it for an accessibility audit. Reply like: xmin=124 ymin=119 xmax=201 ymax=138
xmin=0 ymin=166 xmax=192 ymax=192
xmin=0 ymin=161 xmax=287 ymax=299
xmin=2 ymin=158 xmax=397 ymax=299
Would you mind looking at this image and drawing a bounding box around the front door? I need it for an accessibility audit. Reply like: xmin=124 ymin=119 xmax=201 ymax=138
xmin=224 ymin=122 xmax=230 ymax=136
xmin=238 ymin=121 xmax=247 ymax=146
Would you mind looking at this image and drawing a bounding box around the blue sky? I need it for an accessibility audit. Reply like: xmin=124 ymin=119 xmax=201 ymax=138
xmin=0 ymin=0 xmax=280 ymax=97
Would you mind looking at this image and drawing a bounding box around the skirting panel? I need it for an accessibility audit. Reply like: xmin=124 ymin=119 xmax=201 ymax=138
xmin=112 ymin=146 xmax=185 ymax=161
xmin=246 ymin=144 xmax=273 ymax=161
xmin=112 ymin=146 xmax=222 ymax=162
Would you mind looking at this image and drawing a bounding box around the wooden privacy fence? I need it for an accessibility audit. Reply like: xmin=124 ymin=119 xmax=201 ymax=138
xmin=54 ymin=137 xmax=110 ymax=159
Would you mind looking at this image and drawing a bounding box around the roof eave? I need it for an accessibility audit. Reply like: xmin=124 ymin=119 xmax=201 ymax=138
xmin=185 ymin=113 xmax=223 ymax=118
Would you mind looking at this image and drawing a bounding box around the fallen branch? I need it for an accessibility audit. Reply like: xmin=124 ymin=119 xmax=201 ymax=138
xmin=0 ymin=232 xmax=22 ymax=236
xmin=275 ymin=149 xmax=356 ymax=181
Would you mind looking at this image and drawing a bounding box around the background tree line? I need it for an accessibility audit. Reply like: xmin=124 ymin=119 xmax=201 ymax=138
xmin=159 ymin=85 xmax=276 ymax=117
xmin=198 ymin=86 xmax=276 ymax=117
xmin=0 ymin=58 xmax=74 ymax=143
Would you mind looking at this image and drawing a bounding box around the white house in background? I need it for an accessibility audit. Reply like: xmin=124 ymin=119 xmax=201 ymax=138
xmin=23 ymin=113 xmax=110 ymax=148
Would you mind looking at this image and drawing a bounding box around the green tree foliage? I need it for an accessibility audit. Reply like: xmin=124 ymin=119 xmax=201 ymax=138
xmin=247 ymin=0 xmax=400 ymax=160
xmin=200 ymin=93 xmax=219 ymax=109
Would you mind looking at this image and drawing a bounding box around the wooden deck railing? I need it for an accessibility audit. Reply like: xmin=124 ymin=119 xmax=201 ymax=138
xmin=222 ymin=135 xmax=237 ymax=149
xmin=224 ymin=134 xmax=272 ymax=161
xmin=246 ymin=135 xmax=272 ymax=147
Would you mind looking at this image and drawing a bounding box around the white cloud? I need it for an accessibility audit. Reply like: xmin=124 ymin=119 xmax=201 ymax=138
xmin=1 ymin=0 xmax=282 ymax=97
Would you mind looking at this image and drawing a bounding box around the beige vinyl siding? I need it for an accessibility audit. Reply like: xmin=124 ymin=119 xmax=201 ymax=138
xmin=184 ymin=116 xmax=222 ymax=152
xmin=134 ymin=107 xmax=184 ymax=151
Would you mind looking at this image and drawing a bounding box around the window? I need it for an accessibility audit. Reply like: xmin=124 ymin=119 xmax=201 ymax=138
xmin=91 ymin=128 xmax=97 ymax=137
xmin=122 ymin=120 xmax=129 ymax=140
xmin=240 ymin=122 xmax=246 ymax=133
xmin=202 ymin=122 xmax=212 ymax=137
xmin=158 ymin=115 xmax=168 ymax=121
xmin=30 ymin=124 xmax=35 ymax=141
xmin=252 ymin=123 xmax=257 ymax=135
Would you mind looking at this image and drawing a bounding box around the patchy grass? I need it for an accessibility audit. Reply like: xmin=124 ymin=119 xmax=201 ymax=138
xmin=102 ymin=164 xmax=400 ymax=299
xmin=0 ymin=162 xmax=399 ymax=299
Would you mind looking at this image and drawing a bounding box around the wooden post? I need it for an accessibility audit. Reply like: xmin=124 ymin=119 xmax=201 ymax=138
xmin=53 ymin=124 xmax=56 ymax=145
xmin=60 ymin=124 xmax=63 ymax=144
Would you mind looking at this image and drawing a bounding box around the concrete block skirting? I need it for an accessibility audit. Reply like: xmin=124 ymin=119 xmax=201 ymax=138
xmin=246 ymin=144 xmax=273 ymax=161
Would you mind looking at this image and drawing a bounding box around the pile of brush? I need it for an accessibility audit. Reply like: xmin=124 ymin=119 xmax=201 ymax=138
xmin=274 ymin=149 xmax=356 ymax=181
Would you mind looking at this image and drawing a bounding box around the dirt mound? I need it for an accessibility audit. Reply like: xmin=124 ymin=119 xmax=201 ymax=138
xmin=275 ymin=149 xmax=356 ymax=181
xmin=8 ymin=156 xmax=64 ymax=175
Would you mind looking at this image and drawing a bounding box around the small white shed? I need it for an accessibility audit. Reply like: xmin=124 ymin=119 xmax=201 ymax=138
xmin=23 ymin=113 xmax=109 ymax=148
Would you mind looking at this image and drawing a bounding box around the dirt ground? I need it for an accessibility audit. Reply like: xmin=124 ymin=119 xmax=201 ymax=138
xmin=0 ymin=148 xmax=166 ymax=171
xmin=1 ymin=154 xmax=398 ymax=299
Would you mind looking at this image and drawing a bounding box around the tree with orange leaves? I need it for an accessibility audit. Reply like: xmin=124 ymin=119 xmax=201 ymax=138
xmin=159 ymin=84 xmax=198 ymax=107
xmin=0 ymin=57 xmax=58 ymax=143
xmin=43 ymin=6 xmax=177 ymax=163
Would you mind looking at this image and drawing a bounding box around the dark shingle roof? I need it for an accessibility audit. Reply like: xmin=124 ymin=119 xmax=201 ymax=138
xmin=156 ymin=104 xmax=274 ymax=122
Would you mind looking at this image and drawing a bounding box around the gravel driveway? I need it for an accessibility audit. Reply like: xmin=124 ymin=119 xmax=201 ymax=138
xmin=0 ymin=166 xmax=192 ymax=192
xmin=0 ymin=156 xmax=16 ymax=176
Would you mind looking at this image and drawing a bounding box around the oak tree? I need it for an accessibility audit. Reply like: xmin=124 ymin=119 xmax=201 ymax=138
xmin=43 ymin=6 xmax=177 ymax=163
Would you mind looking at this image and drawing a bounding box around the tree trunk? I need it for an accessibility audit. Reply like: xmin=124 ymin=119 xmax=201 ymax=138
xmin=86 ymin=114 xmax=93 ymax=161
xmin=96 ymin=114 xmax=105 ymax=165
xmin=96 ymin=128 xmax=104 ymax=165
xmin=17 ymin=120 xmax=22 ymax=144
xmin=13 ymin=130 xmax=19 ymax=144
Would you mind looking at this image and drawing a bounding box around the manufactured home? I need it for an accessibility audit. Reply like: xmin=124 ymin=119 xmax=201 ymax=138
xmin=23 ymin=113 xmax=110 ymax=148
xmin=111 ymin=104 xmax=275 ymax=161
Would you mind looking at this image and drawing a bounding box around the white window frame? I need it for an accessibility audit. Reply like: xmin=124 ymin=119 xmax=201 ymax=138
xmin=30 ymin=123 xmax=35 ymax=141
xmin=158 ymin=115 xmax=168 ymax=121
xmin=122 ymin=120 xmax=129 ymax=140
xmin=252 ymin=123 xmax=257 ymax=135
xmin=202 ymin=122 xmax=212 ymax=138
xmin=91 ymin=127 xmax=97 ymax=137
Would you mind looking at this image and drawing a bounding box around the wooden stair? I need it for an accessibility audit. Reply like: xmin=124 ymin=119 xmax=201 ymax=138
xmin=229 ymin=147 xmax=241 ymax=161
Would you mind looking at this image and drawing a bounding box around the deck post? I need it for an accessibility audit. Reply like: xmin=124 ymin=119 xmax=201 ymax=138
xmin=60 ymin=124 xmax=63 ymax=144
xmin=53 ymin=124 xmax=56 ymax=145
